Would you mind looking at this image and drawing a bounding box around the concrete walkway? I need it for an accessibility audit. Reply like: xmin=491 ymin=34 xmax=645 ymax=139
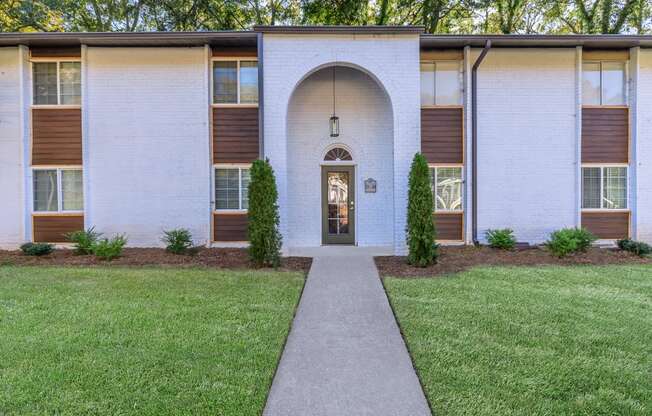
xmin=263 ymin=255 xmax=431 ymax=416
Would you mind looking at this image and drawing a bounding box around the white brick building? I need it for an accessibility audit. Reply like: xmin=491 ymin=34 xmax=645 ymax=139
xmin=0 ymin=27 xmax=651 ymax=254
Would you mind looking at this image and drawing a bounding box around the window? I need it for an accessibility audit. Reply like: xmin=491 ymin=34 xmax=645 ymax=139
xmin=420 ymin=61 xmax=462 ymax=106
xmin=430 ymin=167 xmax=463 ymax=211
xmin=582 ymin=166 xmax=627 ymax=209
xmin=212 ymin=60 xmax=258 ymax=104
xmin=582 ymin=61 xmax=626 ymax=105
xmin=215 ymin=167 xmax=250 ymax=210
xmin=33 ymin=168 xmax=83 ymax=212
xmin=33 ymin=61 xmax=81 ymax=105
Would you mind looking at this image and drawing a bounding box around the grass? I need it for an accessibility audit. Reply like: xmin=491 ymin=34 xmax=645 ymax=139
xmin=0 ymin=266 xmax=304 ymax=415
xmin=384 ymin=265 xmax=652 ymax=416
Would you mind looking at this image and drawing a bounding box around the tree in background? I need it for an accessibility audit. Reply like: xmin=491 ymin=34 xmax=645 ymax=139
xmin=247 ymin=159 xmax=282 ymax=268
xmin=406 ymin=153 xmax=437 ymax=267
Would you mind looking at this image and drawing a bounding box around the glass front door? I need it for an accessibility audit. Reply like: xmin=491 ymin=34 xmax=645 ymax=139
xmin=322 ymin=166 xmax=355 ymax=245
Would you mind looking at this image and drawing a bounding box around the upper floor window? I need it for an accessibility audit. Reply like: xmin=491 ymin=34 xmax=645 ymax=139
xmin=33 ymin=168 xmax=83 ymax=212
xmin=213 ymin=60 xmax=258 ymax=104
xmin=582 ymin=166 xmax=627 ymax=210
xmin=420 ymin=61 xmax=462 ymax=106
xmin=33 ymin=61 xmax=81 ymax=105
xmin=582 ymin=61 xmax=626 ymax=106
xmin=430 ymin=166 xmax=463 ymax=211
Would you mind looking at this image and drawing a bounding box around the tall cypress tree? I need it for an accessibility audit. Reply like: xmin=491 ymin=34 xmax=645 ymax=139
xmin=406 ymin=153 xmax=437 ymax=266
xmin=247 ymin=159 xmax=282 ymax=267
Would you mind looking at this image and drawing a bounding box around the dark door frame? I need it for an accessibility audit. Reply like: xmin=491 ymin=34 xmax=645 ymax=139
xmin=321 ymin=165 xmax=355 ymax=245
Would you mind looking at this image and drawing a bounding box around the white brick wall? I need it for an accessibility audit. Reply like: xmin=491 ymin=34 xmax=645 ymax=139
xmin=263 ymin=34 xmax=421 ymax=254
xmin=473 ymin=48 xmax=577 ymax=243
xmin=287 ymin=66 xmax=394 ymax=248
xmin=86 ymin=47 xmax=210 ymax=246
xmin=636 ymin=50 xmax=652 ymax=243
xmin=0 ymin=47 xmax=25 ymax=248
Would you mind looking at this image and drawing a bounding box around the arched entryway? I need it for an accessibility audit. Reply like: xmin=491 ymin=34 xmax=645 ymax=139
xmin=286 ymin=65 xmax=394 ymax=247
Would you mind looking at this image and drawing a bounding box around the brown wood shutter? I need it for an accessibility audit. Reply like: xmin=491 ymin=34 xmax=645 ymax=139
xmin=33 ymin=215 xmax=84 ymax=243
xmin=32 ymin=108 xmax=83 ymax=165
xmin=421 ymin=108 xmax=464 ymax=164
xmin=581 ymin=212 xmax=629 ymax=240
xmin=434 ymin=213 xmax=464 ymax=241
xmin=212 ymin=107 xmax=259 ymax=163
xmin=30 ymin=47 xmax=81 ymax=58
xmin=213 ymin=213 xmax=249 ymax=242
xmin=582 ymin=107 xmax=629 ymax=164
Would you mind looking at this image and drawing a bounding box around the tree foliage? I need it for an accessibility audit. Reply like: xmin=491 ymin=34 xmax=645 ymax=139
xmin=406 ymin=153 xmax=437 ymax=267
xmin=1 ymin=0 xmax=649 ymax=34
xmin=247 ymin=159 xmax=282 ymax=268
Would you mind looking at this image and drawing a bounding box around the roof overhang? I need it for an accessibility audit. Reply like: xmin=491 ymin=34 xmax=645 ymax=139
xmin=0 ymin=31 xmax=257 ymax=48
xmin=420 ymin=34 xmax=652 ymax=49
xmin=254 ymin=25 xmax=425 ymax=35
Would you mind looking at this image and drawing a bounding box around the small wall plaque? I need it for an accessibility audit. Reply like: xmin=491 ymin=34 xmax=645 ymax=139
xmin=364 ymin=178 xmax=377 ymax=193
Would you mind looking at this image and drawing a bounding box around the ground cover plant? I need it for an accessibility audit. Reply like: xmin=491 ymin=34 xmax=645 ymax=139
xmin=617 ymin=238 xmax=652 ymax=257
xmin=546 ymin=227 xmax=596 ymax=257
xmin=385 ymin=265 xmax=652 ymax=415
xmin=93 ymin=234 xmax=128 ymax=261
xmin=161 ymin=228 xmax=194 ymax=255
xmin=66 ymin=227 xmax=102 ymax=255
xmin=0 ymin=267 xmax=304 ymax=415
xmin=485 ymin=228 xmax=516 ymax=250
xmin=19 ymin=242 xmax=53 ymax=256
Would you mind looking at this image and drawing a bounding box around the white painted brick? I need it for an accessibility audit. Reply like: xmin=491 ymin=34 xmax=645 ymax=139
xmin=637 ymin=50 xmax=652 ymax=243
xmin=0 ymin=47 xmax=25 ymax=248
xmin=86 ymin=47 xmax=210 ymax=247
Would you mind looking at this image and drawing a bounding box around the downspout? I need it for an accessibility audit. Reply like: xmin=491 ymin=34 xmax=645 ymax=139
xmin=257 ymin=32 xmax=264 ymax=158
xmin=471 ymin=40 xmax=491 ymax=245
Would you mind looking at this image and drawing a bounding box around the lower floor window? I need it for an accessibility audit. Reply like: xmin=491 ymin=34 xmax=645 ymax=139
xmin=582 ymin=166 xmax=628 ymax=209
xmin=430 ymin=166 xmax=463 ymax=211
xmin=33 ymin=168 xmax=83 ymax=212
xmin=215 ymin=166 xmax=250 ymax=210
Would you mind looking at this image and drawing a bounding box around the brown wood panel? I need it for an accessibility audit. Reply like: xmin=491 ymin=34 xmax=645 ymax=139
xmin=212 ymin=47 xmax=257 ymax=57
xmin=434 ymin=213 xmax=464 ymax=241
xmin=213 ymin=107 xmax=259 ymax=163
xmin=33 ymin=215 xmax=84 ymax=243
xmin=582 ymin=49 xmax=629 ymax=61
xmin=582 ymin=211 xmax=629 ymax=240
xmin=30 ymin=47 xmax=81 ymax=58
xmin=582 ymin=107 xmax=628 ymax=163
xmin=421 ymin=108 xmax=464 ymax=164
xmin=32 ymin=108 xmax=82 ymax=165
xmin=213 ymin=213 xmax=248 ymax=242
xmin=420 ymin=49 xmax=463 ymax=60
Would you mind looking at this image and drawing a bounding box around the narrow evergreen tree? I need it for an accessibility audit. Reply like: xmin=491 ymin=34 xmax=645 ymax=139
xmin=248 ymin=159 xmax=282 ymax=267
xmin=406 ymin=153 xmax=437 ymax=266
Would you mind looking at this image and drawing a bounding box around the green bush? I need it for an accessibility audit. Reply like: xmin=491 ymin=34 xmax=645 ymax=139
xmin=617 ymin=239 xmax=652 ymax=257
xmin=546 ymin=228 xmax=596 ymax=257
xmin=66 ymin=227 xmax=102 ymax=255
xmin=486 ymin=228 xmax=516 ymax=250
xmin=93 ymin=235 xmax=127 ymax=261
xmin=247 ymin=159 xmax=282 ymax=267
xmin=162 ymin=228 xmax=194 ymax=255
xmin=20 ymin=242 xmax=54 ymax=256
xmin=406 ymin=153 xmax=437 ymax=267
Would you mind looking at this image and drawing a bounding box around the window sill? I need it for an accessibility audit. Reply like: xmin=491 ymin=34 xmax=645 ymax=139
xmin=434 ymin=210 xmax=464 ymax=214
xmin=211 ymin=103 xmax=258 ymax=108
xmin=32 ymin=211 xmax=84 ymax=216
xmin=581 ymin=209 xmax=630 ymax=213
xmin=581 ymin=105 xmax=628 ymax=109
xmin=213 ymin=210 xmax=248 ymax=214
xmin=31 ymin=105 xmax=81 ymax=110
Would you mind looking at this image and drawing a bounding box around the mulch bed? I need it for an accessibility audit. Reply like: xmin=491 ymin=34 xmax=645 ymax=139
xmin=0 ymin=248 xmax=312 ymax=273
xmin=375 ymin=245 xmax=652 ymax=278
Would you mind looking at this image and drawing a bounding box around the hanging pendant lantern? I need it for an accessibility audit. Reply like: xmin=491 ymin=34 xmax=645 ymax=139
xmin=329 ymin=66 xmax=340 ymax=137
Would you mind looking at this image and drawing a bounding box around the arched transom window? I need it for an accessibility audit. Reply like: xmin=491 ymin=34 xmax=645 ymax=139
xmin=324 ymin=147 xmax=352 ymax=161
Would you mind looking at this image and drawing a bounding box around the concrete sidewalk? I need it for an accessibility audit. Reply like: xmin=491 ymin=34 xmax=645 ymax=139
xmin=263 ymin=255 xmax=431 ymax=416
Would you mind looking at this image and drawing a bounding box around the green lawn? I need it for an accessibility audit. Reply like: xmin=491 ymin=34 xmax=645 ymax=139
xmin=385 ymin=265 xmax=652 ymax=416
xmin=0 ymin=266 xmax=304 ymax=416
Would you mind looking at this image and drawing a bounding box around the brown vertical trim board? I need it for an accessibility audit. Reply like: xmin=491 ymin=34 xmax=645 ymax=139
xmin=213 ymin=107 xmax=259 ymax=163
xmin=421 ymin=108 xmax=464 ymax=164
xmin=32 ymin=215 xmax=84 ymax=243
xmin=213 ymin=213 xmax=248 ymax=242
xmin=211 ymin=47 xmax=258 ymax=57
xmin=582 ymin=50 xmax=629 ymax=61
xmin=581 ymin=211 xmax=630 ymax=240
xmin=582 ymin=107 xmax=629 ymax=163
xmin=32 ymin=108 xmax=82 ymax=165
xmin=420 ymin=49 xmax=463 ymax=60
xmin=434 ymin=212 xmax=464 ymax=241
xmin=30 ymin=47 xmax=81 ymax=58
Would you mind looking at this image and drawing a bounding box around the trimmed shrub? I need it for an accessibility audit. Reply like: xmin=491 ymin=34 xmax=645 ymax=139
xmin=546 ymin=228 xmax=596 ymax=257
xmin=486 ymin=228 xmax=516 ymax=250
xmin=162 ymin=228 xmax=194 ymax=255
xmin=248 ymin=159 xmax=282 ymax=267
xmin=66 ymin=227 xmax=102 ymax=255
xmin=20 ymin=242 xmax=54 ymax=256
xmin=406 ymin=153 xmax=437 ymax=267
xmin=93 ymin=235 xmax=127 ymax=261
xmin=617 ymin=239 xmax=652 ymax=257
